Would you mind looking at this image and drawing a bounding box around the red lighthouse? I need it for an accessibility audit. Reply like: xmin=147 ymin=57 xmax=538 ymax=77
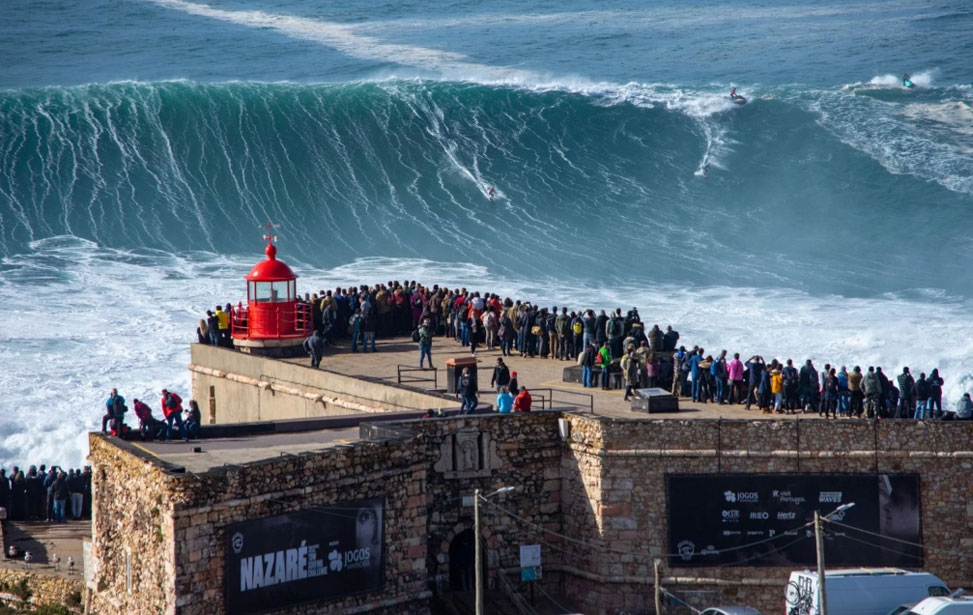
xmin=231 ymin=224 xmax=311 ymax=357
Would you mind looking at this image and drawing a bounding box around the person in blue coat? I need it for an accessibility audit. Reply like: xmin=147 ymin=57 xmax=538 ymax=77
xmin=496 ymin=387 xmax=514 ymax=413
xmin=688 ymin=348 xmax=704 ymax=402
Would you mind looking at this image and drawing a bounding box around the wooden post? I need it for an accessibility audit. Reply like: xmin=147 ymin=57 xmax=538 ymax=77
xmin=208 ymin=386 xmax=216 ymax=424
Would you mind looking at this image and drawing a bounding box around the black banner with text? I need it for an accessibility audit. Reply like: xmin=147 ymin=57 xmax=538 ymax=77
xmin=666 ymin=474 xmax=920 ymax=567
xmin=225 ymin=498 xmax=384 ymax=614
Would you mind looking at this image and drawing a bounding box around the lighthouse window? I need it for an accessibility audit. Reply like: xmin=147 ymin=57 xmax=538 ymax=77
xmin=254 ymin=282 xmax=272 ymax=302
xmin=254 ymin=281 xmax=289 ymax=303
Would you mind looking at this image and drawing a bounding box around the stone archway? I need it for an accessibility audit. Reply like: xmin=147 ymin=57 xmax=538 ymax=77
xmin=448 ymin=529 xmax=476 ymax=591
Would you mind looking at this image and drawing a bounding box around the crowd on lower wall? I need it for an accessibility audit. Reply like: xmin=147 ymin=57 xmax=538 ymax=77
xmin=99 ymin=388 xmax=203 ymax=442
xmin=0 ymin=464 xmax=91 ymax=523
xmin=199 ymin=280 xmax=972 ymax=421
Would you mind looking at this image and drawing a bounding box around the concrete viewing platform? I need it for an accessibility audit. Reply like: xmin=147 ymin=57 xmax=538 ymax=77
xmin=280 ymin=333 xmax=833 ymax=421
xmin=126 ymin=424 xmax=363 ymax=473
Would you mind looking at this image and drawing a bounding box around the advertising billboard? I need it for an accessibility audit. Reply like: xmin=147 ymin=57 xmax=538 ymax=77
xmin=667 ymin=474 xmax=920 ymax=567
xmin=225 ymin=497 xmax=384 ymax=614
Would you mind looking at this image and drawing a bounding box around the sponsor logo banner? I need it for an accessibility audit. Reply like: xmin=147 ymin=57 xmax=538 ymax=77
xmin=667 ymin=474 xmax=920 ymax=567
xmin=225 ymin=497 xmax=384 ymax=614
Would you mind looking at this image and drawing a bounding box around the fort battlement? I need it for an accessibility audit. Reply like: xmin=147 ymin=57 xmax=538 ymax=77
xmin=86 ymin=401 xmax=973 ymax=615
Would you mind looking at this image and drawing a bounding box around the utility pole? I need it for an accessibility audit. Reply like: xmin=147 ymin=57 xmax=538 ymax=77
xmin=654 ymin=558 xmax=663 ymax=615
xmin=472 ymin=487 xmax=514 ymax=615
xmin=475 ymin=488 xmax=483 ymax=615
xmin=815 ymin=510 xmax=828 ymax=615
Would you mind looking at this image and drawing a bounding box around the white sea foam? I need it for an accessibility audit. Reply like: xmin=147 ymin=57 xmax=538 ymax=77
xmin=2 ymin=243 xmax=972 ymax=469
xmin=899 ymin=101 xmax=973 ymax=137
xmin=843 ymin=69 xmax=936 ymax=91
xmin=808 ymin=88 xmax=973 ymax=195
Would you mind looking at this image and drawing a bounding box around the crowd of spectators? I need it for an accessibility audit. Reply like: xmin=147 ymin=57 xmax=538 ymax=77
xmin=0 ymin=464 xmax=91 ymax=523
xmin=201 ymin=279 xmax=970 ymax=421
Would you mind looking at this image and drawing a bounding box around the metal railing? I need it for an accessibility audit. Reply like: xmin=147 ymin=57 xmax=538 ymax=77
xmin=497 ymin=569 xmax=537 ymax=615
xmin=231 ymin=301 xmax=312 ymax=339
xmin=526 ymin=388 xmax=595 ymax=414
xmin=396 ymin=365 xmax=438 ymax=389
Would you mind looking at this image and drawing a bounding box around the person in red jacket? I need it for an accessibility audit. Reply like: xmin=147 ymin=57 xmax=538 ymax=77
xmin=160 ymin=389 xmax=187 ymax=442
xmin=513 ymin=387 xmax=532 ymax=412
xmin=132 ymin=398 xmax=159 ymax=440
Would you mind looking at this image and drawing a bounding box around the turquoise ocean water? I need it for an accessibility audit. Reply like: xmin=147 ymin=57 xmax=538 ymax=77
xmin=1 ymin=0 xmax=971 ymax=466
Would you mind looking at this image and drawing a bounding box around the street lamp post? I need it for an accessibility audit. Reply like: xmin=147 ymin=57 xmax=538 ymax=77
xmin=815 ymin=502 xmax=855 ymax=615
xmin=474 ymin=486 xmax=516 ymax=615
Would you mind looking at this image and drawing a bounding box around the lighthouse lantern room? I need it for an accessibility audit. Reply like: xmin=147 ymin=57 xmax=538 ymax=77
xmin=230 ymin=224 xmax=311 ymax=356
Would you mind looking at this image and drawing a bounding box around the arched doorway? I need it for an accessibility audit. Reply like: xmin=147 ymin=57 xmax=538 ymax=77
xmin=449 ymin=529 xmax=476 ymax=591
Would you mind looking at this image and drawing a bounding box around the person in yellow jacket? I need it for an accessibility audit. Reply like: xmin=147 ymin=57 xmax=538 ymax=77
xmin=215 ymin=305 xmax=230 ymax=346
xmin=770 ymin=367 xmax=784 ymax=413
xmin=597 ymin=341 xmax=613 ymax=390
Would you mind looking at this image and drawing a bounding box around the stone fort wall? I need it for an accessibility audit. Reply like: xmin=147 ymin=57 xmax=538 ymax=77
xmin=87 ymin=414 xmax=973 ymax=615
xmin=560 ymin=415 xmax=973 ymax=615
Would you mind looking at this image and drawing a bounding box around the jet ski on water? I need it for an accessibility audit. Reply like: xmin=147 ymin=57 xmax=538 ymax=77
xmin=903 ymin=73 xmax=914 ymax=88
xmin=729 ymin=87 xmax=747 ymax=105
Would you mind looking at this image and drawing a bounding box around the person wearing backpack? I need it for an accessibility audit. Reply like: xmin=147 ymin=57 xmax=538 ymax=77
xmin=417 ymin=318 xmax=434 ymax=368
xmin=160 ymin=388 xmax=188 ymax=442
xmin=102 ymin=388 xmax=127 ymax=435
xmin=597 ymin=341 xmax=613 ymax=390
xmin=896 ymin=367 xmax=916 ymax=419
xmin=582 ymin=310 xmax=596 ymax=349
xmin=361 ymin=306 xmax=377 ymax=352
xmin=349 ymin=308 xmax=363 ymax=352
xmin=480 ymin=309 xmax=496 ymax=350
xmin=498 ymin=313 xmax=514 ymax=356
xmin=607 ymin=309 xmax=625 ymax=358
xmin=571 ymin=313 xmax=584 ymax=358
xmin=580 ymin=341 xmax=597 ymax=388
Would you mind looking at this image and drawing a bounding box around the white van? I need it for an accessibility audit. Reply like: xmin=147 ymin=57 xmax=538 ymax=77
xmin=906 ymin=596 xmax=973 ymax=615
xmin=785 ymin=568 xmax=950 ymax=615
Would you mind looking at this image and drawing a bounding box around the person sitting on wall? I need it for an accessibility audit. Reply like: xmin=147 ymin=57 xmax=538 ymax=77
xmin=941 ymin=393 xmax=973 ymax=421
xmin=496 ymin=386 xmax=514 ymax=414
xmin=514 ymin=387 xmax=532 ymax=412
xmin=102 ymin=388 xmax=127 ymax=435
xmin=184 ymin=400 xmax=203 ymax=439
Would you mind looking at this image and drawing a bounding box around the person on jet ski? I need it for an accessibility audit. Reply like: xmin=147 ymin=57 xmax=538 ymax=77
xmin=903 ymin=73 xmax=912 ymax=87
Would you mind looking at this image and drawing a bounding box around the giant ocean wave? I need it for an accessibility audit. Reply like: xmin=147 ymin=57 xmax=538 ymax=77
xmin=2 ymin=78 xmax=973 ymax=468
xmin=2 ymin=79 xmax=971 ymax=295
